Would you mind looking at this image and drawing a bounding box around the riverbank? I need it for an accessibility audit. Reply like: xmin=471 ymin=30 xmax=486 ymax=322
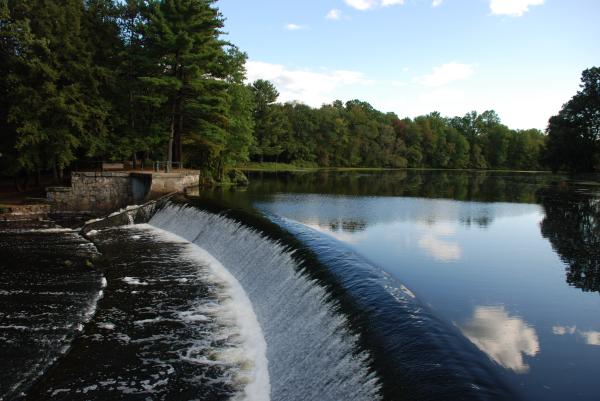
xmin=237 ymin=162 xmax=554 ymax=173
xmin=237 ymin=163 xmax=600 ymax=183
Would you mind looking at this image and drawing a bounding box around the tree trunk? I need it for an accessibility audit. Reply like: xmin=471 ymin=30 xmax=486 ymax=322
xmin=52 ymin=163 xmax=59 ymax=184
xmin=217 ymin=156 xmax=224 ymax=182
xmin=175 ymin=104 xmax=183 ymax=165
xmin=14 ymin=173 xmax=23 ymax=192
xmin=167 ymin=102 xmax=176 ymax=172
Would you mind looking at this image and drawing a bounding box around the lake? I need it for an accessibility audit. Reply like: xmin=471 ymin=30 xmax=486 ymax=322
xmin=199 ymin=169 xmax=600 ymax=401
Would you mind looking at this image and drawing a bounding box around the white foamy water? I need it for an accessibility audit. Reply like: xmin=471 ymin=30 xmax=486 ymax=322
xmin=140 ymin=225 xmax=271 ymax=401
xmin=149 ymin=204 xmax=381 ymax=401
xmin=122 ymin=277 xmax=149 ymax=286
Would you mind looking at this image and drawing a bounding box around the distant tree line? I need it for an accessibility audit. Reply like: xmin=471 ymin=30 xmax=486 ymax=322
xmin=249 ymin=79 xmax=547 ymax=170
xmin=0 ymin=0 xmax=598 ymax=188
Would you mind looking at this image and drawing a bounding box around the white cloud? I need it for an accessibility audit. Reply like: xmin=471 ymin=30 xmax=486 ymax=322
xmin=391 ymin=80 xmax=408 ymax=87
xmin=432 ymin=0 xmax=443 ymax=7
xmin=345 ymin=0 xmax=377 ymax=10
xmin=489 ymin=0 xmax=544 ymax=17
xmin=284 ymin=23 xmax=307 ymax=31
xmin=458 ymin=306 xmax=539 ymax=373
xmin=381 ymin=0 xmax=405 ymax=6
xmin=344 ymin=0 xmax=404 ymax=10
xmin=326 ymin=9 xmax=342 ymax=20
xmin=245 ymin=60 xmax=374 ymax=107
xmin=417 ymin=62 xmax=475 ymax=87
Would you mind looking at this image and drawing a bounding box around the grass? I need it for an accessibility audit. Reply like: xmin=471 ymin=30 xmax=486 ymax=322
xmin=0 ymin=204 xmax=11 ymax=214
xmin=237 ymin=162 xmax=319 ymax=172
xmin=236 ymin=162 xmax=563 ymax=175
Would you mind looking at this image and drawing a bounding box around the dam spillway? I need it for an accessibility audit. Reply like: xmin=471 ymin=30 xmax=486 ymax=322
xmin=1 ymin=200 xmax=513 ymax=400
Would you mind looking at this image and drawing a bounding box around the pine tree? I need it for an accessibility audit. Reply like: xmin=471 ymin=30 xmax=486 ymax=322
xmin=2 ymin=0 xmax=109 ymax=180
xmin=140 ymin=0 xmax=231 ymax=172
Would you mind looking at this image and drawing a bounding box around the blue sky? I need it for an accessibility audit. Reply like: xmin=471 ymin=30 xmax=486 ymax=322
xmin=218 ymin=0 xmax=599 ymax=129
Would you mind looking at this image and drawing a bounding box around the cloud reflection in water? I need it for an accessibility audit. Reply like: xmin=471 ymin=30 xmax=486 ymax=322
xmin=417 ymin=222 xmax=462 ymax=262
xmin=552 ymin=325 xmax=600 ymax=346
xmin=458 ymin=306 xmax=539 ymax=373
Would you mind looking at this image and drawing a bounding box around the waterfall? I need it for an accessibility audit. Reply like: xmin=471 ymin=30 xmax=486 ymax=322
xmin=149 ymin=203 xmax=381 ymax=401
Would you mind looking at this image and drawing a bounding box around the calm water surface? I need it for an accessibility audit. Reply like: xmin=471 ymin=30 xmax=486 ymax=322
xmin=203 ymin=170 xmax=600 ymax=401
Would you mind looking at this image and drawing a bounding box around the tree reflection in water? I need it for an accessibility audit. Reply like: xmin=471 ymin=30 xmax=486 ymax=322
xmin=538 ymin=186 xmax=600 ymax=293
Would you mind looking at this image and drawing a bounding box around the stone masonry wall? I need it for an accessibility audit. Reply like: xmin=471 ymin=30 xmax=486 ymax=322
xmin=148 ymin=173 xmax=201 ymax=197
xmin=47 ymin=172 xmax=133 ymax=212
xmin=47 ymin=171 xmax=199 ymax=212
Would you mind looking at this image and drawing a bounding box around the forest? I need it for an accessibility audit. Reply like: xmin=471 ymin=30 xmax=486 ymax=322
xmin=1 ymin=0 xmax=599 ymax=186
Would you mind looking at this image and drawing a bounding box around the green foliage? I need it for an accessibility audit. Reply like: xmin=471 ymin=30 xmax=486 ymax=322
xmin=4 ymin=0 xmax=588 ymax=180
xmin=0 ymin=0 xmax=252 ymax=181
xmin=544 ymin=67 xmax=600 ymax=172
xmin=250 ymin=79 xmax=286 ymax=162
xmin=246 ymin=96 xmax=547 ymax=171
xmin=1 ymin=0 xmax=110 ymax=177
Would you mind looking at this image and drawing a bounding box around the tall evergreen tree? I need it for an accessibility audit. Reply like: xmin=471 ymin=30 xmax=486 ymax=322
xmin=140 ymin=0 xmax=231 ymax=171
xmin=2 ymin=0 xmax=109 ymax=181
xmin=250 ymin=79 xmax=285 ymax=162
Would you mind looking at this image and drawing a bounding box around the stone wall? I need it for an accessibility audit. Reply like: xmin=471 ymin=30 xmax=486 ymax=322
xmin=47 ymin=171 xmax=199 ymax=212
xmin=0 ymin=204 xmax=51 ymax=221
xmin=147 ymin=172 xmax=201 ymax=197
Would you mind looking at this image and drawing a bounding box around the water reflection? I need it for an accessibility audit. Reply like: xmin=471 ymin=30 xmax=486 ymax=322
xmin=552 ymin=325 xmax=577 ymax=335
xmin=552 ymin=326 xmax=600 ymax=346
xmin=196 ymin=170 xmax=600 ymax=401
xmin=581 ymin=331 xmax=600 ymax=346
xmin=538 ymin=187 xmax=600 ymax=293
xmin=417 ymin=222 xmax=462 ymax=262
xmin=457 ymin=306 xmax=539 ymax=373
xmin=252 ymin=195 xmax=538 ymax=234
xmin=245 ymin=170 xmax=555 ymax=203
xmin=328 ymin=218 xmax=367 ymax=233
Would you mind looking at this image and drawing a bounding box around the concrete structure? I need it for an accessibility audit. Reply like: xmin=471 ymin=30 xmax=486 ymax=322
xmin=46 ymin=171 xmax=199 ymax=212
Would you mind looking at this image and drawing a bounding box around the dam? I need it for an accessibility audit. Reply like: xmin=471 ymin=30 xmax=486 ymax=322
xmin=1 ymin=170 xmax=599 ymax=401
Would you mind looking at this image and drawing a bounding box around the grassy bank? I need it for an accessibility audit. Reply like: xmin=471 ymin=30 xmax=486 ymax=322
xmin=237 ymin=162 xmax=556 ymax=174
xmin=236 ymin=162 xmax=319 ymax=172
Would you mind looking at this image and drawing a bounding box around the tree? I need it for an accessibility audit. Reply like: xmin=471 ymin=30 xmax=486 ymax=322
xmin=250 ymin=79 xmax=286 ymax=162
xmin=219 ymin=47 xmax=254 ymax=175
xmin=1 ymin=0 xmax=110 ymax=182
xmin=544 ymin=67 xmax=600 ymax=172
xmin=140 ymin=0 xmax=231 ymax=171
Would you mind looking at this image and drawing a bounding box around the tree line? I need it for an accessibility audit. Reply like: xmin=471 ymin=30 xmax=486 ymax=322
xmin=249 ymin=79 xmax=546 ymax=170
xmin=1 ymin=0 xmax=598 ymax=188
xmin=1 ymin=0 xmax=253 ymax=184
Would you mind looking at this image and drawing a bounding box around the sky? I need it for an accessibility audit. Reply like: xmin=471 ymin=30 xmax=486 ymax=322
xmin=218 ymin=0 xmax=600 ymax=129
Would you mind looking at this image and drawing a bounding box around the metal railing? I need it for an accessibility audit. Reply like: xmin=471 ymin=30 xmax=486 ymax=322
xmin=73 ymin=160 xmax=150 ymax=172
xmin=153 ymin=161 xmax=184 ymax=172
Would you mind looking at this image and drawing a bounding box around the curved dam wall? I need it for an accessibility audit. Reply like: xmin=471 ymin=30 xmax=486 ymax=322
xmin=46 ymin=171 xmax=199 ymax=212
xmin=79 ymin=198 xmax=514 ymax=401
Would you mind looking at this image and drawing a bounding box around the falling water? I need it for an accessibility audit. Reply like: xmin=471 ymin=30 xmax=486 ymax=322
xmin=149 ymin=203 xmax=382 ymax=401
